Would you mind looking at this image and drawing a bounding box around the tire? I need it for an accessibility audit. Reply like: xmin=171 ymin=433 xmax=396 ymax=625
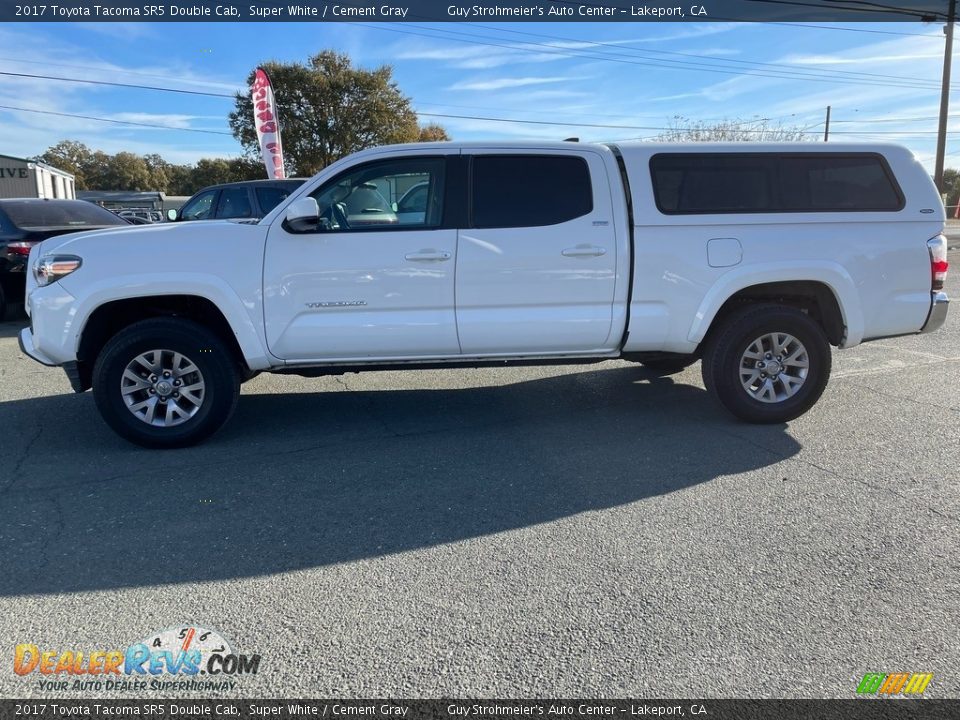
xmin=0 ymin=282 xmax=6 ymax=322
xmin=92 ymin=318 xmax=240 ymax=448
xmin=641 ymin=357 xmax=697 ymax=376
xmin=701 ymin=304 xmax=831 ymax=424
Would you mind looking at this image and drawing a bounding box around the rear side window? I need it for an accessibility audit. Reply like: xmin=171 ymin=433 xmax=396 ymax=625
xmin=471 ymin=155 xmax=593 ymax=228
xmin=650 ymin=153 xmax=904 ymax=214
xmin=778 ymin=156 xmax=903 ymax=211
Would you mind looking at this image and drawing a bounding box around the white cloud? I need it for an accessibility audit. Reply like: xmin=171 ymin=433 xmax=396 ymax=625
xmin=448 ymin=76 xmax=579 ymax=91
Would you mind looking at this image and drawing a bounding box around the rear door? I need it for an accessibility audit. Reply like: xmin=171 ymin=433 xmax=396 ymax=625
xmin=455 ymin=151 xmax=619 ymax=355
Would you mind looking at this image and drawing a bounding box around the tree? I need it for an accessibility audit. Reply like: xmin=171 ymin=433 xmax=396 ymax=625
xmin=143 ymin=153 xmax=171 ymax=193
xmin=229 ymin=51 xmax=447 ymax=175
xmin=35 ymin=140 xmax=94 ymax=189
xmin=943 ymin=168 xmax=960 ymax=217
xmin=96 ymin=152 xmax=153 ymax=191
xmin=418 ymin=123 xmax=450 ymax=142
xmin=656 ymin=116 xmax=813 ymax=143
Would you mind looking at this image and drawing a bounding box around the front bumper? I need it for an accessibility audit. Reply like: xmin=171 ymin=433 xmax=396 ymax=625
xmin=18 ymin=327 xmax=57 ymax=366
xmin=920 ymin=291 xmax=949 ymax=334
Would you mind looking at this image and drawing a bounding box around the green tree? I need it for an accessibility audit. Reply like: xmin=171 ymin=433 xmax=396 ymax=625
xmin=229 ymin=51 xmax=445 ymax=175
xmin=164 ymin=164 xmax=195 ymax=196
xmin=35 ymin=140 xmax=94 ymax=189
xmin=98 ymin=152 xmax=153 ymax=191
xmin=142 ymin=153 xmax=171 ymax=193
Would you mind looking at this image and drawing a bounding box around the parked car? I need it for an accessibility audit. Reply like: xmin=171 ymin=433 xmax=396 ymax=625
xmin=169 ymin=179 xmax=306 ymax=222
xmin=0 ymin=199 xmax=128 ymax=320
xmin=117 ymin=209 xmax=163 ymax=224
xmin=394 ymin=181 xmax=429 ymax=224
xmin=19 ymin=141 xmax=950 ymax=447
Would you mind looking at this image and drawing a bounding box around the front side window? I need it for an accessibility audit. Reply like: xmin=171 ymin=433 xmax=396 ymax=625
xmin=310 ymin=158 xmax=445 ymax=232
xmin=470 ymin=155 xmax=593 ymax=229
xmin=216 ymin=187 xmax=254 ymax=219
xmin=180 ymin=190 xmax=217 ymax=221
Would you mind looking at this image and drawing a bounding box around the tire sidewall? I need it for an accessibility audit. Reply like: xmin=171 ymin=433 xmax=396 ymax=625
xmin=710 ymin=308 xmax=831 ymax=423
xmin=93 ymin=320 xmax=238 ymax=448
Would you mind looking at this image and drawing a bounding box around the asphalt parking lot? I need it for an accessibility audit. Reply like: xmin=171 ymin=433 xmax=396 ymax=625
xmin=0 ymin=251 xmax=957 ymax=700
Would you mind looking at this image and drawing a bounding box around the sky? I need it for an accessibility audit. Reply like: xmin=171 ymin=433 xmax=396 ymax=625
xmin=1 ymin=20 xmax=959 ymax=171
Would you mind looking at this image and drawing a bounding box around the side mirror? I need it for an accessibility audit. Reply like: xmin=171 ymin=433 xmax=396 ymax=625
xmin=166 ymin=208 xmax=178 ymax=221
xmin=284 ymin=197 xmax=320 ymax=233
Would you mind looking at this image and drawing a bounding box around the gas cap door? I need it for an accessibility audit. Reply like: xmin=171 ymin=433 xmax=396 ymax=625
xmin=707 ymin=237 xmax=743 ymax=268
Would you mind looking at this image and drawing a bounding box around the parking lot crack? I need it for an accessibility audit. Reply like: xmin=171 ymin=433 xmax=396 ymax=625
xmin=3 ymin=424 xmax=42 ymax=494
xmin=718 ymin=426 xmax=960 ymax=524
xmin=32 ymin=493 xmax=63 ymax=580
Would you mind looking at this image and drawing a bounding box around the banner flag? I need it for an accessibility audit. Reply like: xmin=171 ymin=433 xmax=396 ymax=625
xmin=251 ymin=68 xmax=285 ymax=179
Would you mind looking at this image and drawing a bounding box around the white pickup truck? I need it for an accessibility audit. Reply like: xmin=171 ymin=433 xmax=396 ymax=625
xmin=19 ymin=141 xmax=950 ymax=447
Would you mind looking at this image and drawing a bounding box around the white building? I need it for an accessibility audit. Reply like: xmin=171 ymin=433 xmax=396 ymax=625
xmin=0 ymin=153 xmax=76 ymax=199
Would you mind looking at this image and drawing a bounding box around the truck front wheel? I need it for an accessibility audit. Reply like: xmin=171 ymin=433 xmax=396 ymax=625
xmin=92 ymin=318 xmax=240 ymax=448
xmin=702 ymin=305 xmax=831 ymax=424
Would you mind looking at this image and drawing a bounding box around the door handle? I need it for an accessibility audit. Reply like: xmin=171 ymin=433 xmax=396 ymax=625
xmin=405 ymin=250 xmax=452 ymax=262
xmin=561 ymin=245 xmax=607 ymax=258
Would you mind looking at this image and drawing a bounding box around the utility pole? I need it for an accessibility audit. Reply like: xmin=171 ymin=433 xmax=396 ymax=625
xmin=935 ymin=0 xmax=957 ymax=193
xmin=824 ymin=106 xmax=831 ymax=142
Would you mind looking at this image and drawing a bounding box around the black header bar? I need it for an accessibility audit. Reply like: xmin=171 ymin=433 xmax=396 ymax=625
xmin=0 ymin=700 xmax=957 ymax=720
xmin=0 ymin=0 xmax=952 ymax=23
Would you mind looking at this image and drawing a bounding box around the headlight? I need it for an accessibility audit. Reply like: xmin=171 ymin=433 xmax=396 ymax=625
xmin=34 ymin=255 xmax=83 ymax=287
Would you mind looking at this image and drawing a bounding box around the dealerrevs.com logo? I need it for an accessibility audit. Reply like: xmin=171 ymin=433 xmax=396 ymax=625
xmin=856 ymin=673 xmax=934 ymax=696
xmin=14 ymin=626 xmax=261 ymax=692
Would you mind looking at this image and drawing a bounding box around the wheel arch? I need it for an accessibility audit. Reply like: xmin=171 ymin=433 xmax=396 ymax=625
xmin=75 ymin=294 xmax=258 ymax=392
xmin=690 ymin=264 xmax=862 ymax=350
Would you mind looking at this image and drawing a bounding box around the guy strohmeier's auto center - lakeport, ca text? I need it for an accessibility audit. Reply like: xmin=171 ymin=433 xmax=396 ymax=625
xmin=13 ymin=3 xmax=709 ymax=19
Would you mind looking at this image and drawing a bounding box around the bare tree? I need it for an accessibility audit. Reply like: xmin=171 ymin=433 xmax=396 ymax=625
xmin=655 ymin=116 xmax=813 ymax=143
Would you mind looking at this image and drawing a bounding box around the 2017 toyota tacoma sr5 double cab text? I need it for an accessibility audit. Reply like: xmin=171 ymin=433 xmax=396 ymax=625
xmin=19 ymin=141 xmax=950 ymax=447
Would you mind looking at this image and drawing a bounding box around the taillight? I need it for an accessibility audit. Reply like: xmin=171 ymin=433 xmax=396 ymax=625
xmin=928 ymin=234 xmax=949 ymax=291
xmin=6 ymin=241 xmax=36 ymax=257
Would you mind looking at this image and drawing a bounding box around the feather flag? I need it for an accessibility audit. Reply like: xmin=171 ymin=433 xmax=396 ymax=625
xmin=250 ymin=68 xmax=286 ymax=179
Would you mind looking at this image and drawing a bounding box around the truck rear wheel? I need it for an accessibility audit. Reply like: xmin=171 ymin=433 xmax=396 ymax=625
xmin=92 ymin=318 xmax=240 ymax=448
xmin=702 ymin=304 xmax=831 ymax=424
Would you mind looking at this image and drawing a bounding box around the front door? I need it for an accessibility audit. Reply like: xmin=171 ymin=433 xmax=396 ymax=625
xmin=264 ymin=155 xmax=459 ymax=362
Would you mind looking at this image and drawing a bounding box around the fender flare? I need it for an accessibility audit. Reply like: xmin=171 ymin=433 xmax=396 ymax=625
xmin=687 ymin=262 xmax=865 ymax=348
xmin=62 ymin=273 xmax=274 ymax=371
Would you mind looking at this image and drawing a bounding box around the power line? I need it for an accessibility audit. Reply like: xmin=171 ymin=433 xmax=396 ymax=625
xmin=0 ymin=71 xmax=236 ymax=98
xmin=0 ymin=56 xmax=239 ymax=92
xmin=0 ymin=104 xmax=234 ymax=135
xmin=360 ymin=23 xmax=948 ymax=91
xmin=463 ymin=22 xmax=947 ymax=87
xmin=735 ymin=20 xmax=937 ymax=34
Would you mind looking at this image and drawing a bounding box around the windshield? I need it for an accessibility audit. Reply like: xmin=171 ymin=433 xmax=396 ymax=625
xmin=3 ymin=200 xmax=129 ymax=228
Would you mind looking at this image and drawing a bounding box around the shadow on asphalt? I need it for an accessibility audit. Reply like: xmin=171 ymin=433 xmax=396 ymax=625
xmin=0 ymin=366 xmax=801 ymax=596
xmin=0 ymin=317 xmax=26 ymax=339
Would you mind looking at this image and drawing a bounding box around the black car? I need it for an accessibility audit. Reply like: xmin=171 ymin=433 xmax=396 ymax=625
xmin=169 ymin=179 xmax=307 ymax=222
xmin=0 ymin=199 xmax=129 ymax=319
